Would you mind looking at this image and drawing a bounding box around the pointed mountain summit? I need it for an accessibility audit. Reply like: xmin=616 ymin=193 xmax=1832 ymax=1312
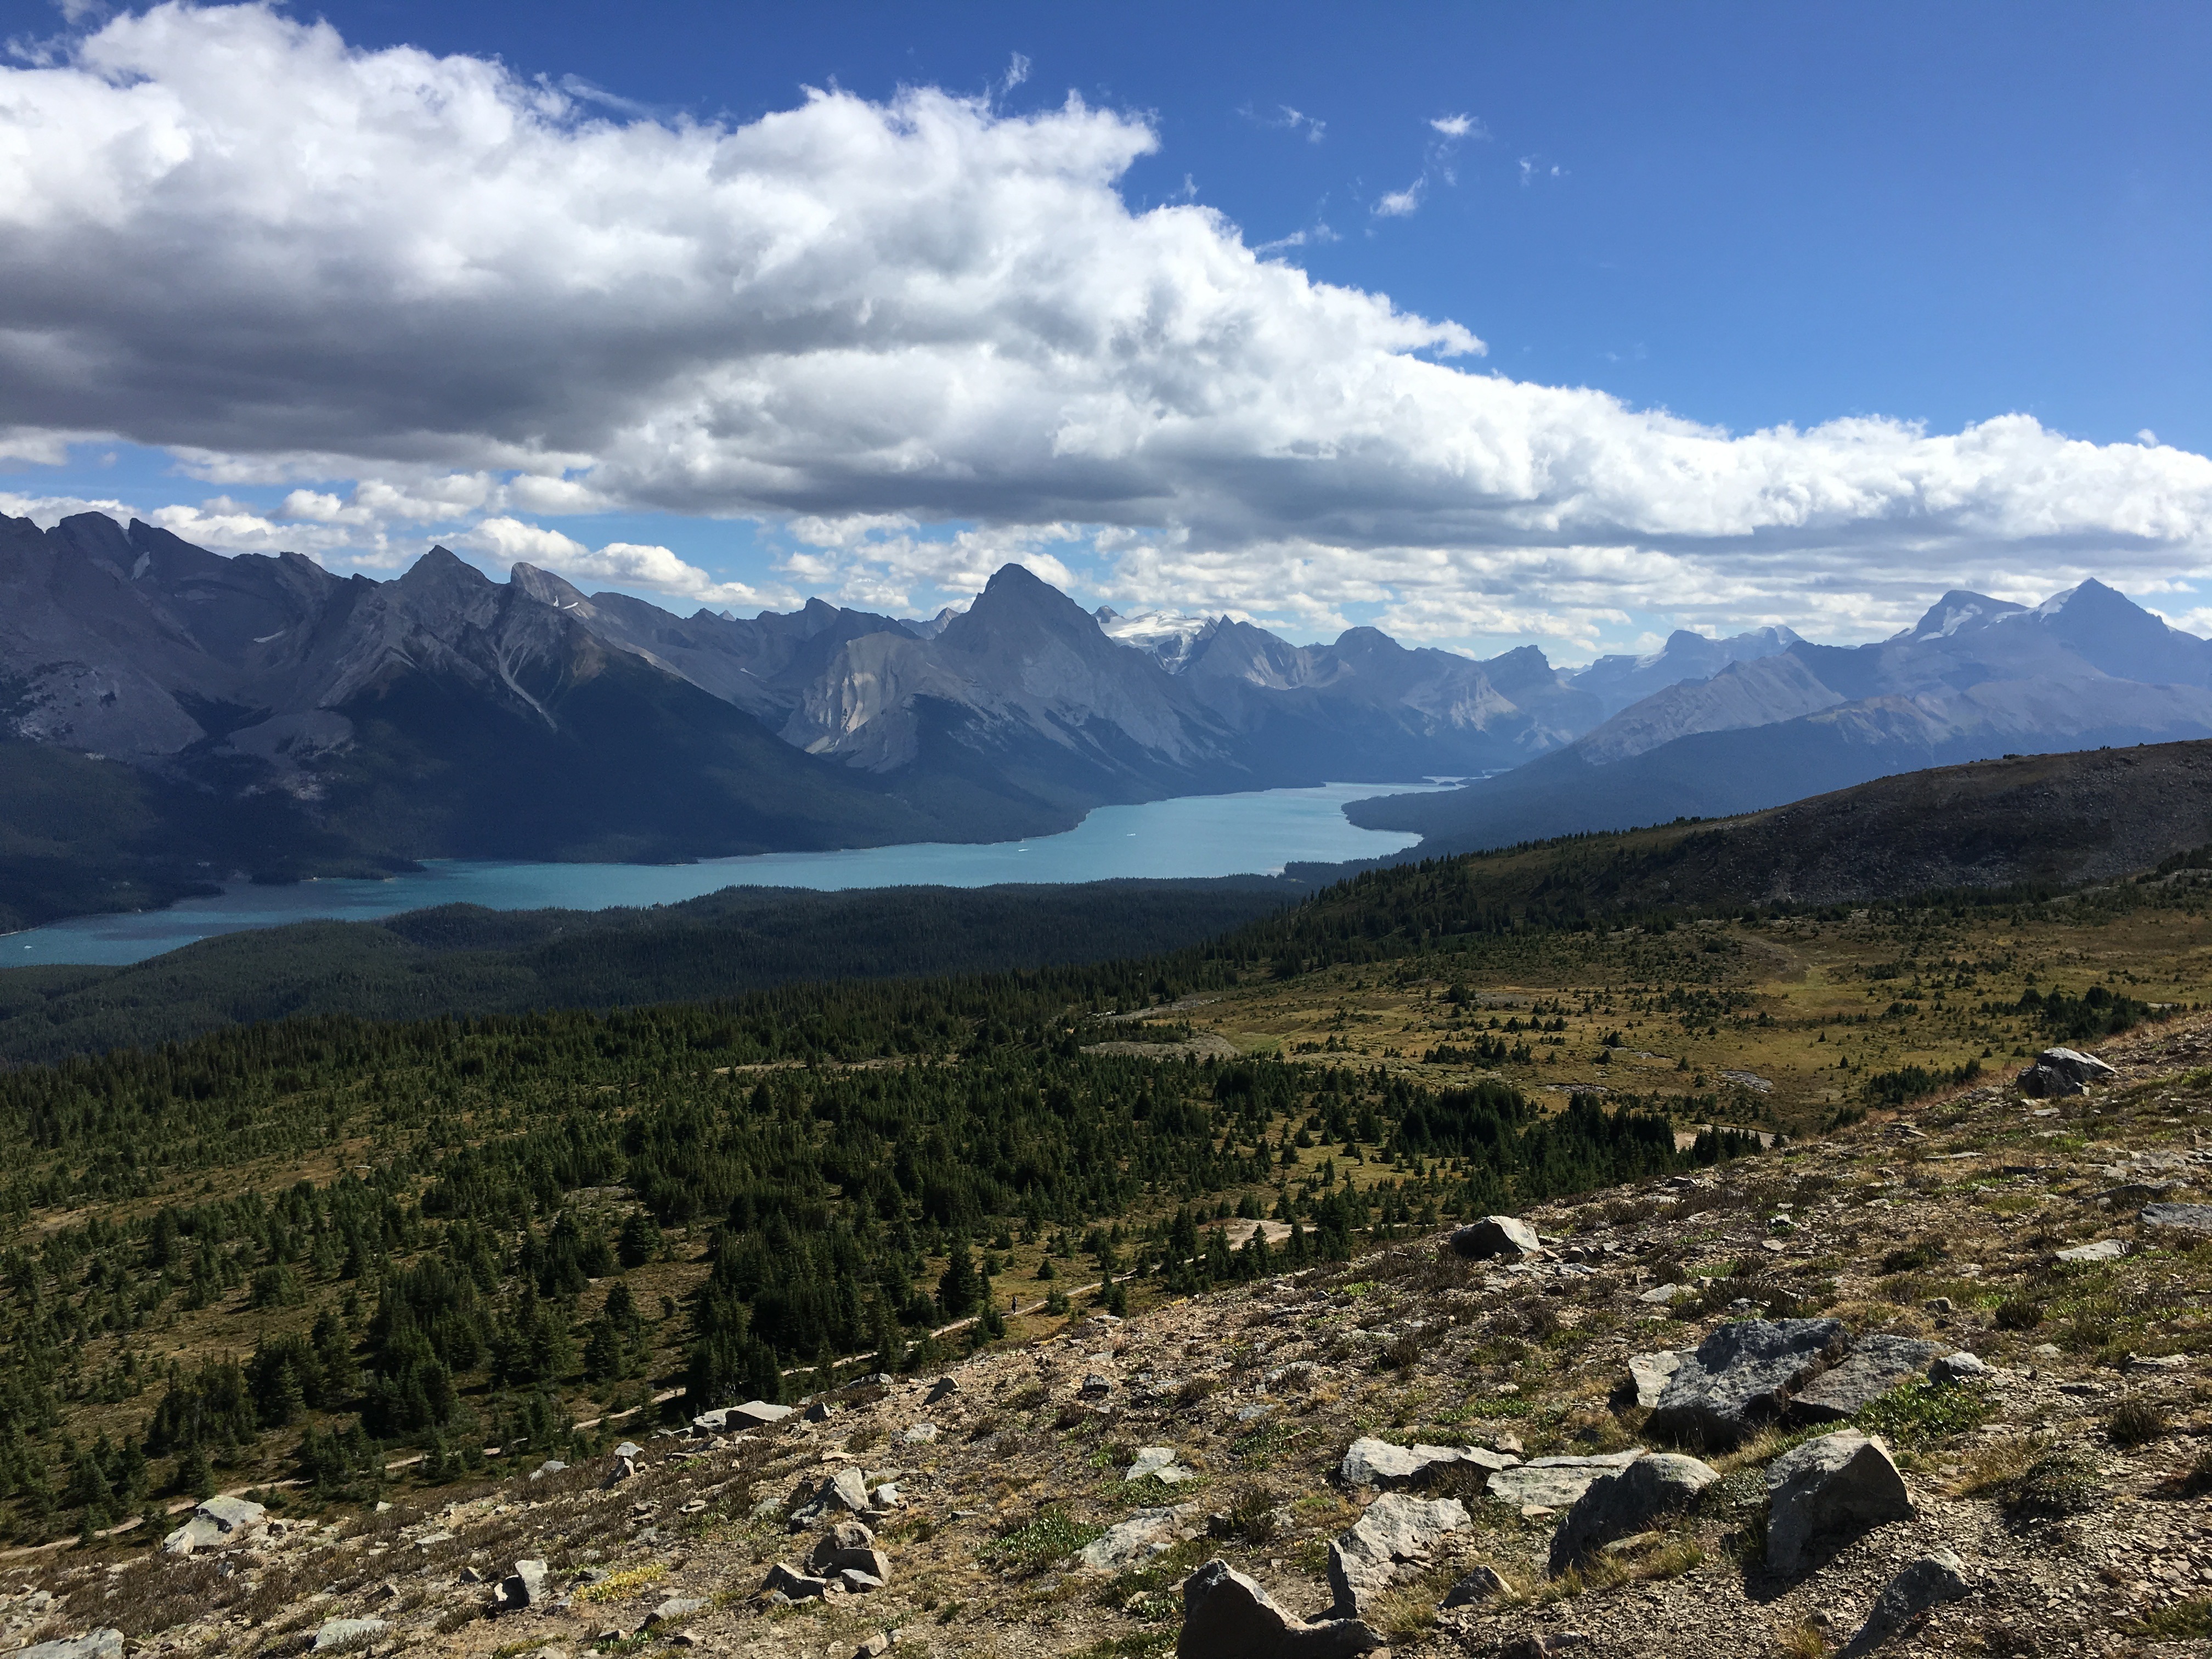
xmin=2027 ymin=578 xmax=2212 ymax=687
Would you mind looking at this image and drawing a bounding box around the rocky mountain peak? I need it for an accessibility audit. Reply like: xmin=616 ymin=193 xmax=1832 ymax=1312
xmin=507 ymin=562 xmax=594 ymax=611
xmin=1897 ymin=589 xmax=2025 ymax=642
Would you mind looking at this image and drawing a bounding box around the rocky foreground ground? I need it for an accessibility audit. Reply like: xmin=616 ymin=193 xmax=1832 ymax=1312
xmin=14 ymin=1021 xmax=2212 ymax=1659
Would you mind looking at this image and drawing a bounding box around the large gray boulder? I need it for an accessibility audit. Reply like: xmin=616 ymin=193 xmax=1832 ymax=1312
xmin=791 ymin=1464 xmax=873 ymax=1526
xmin=1449 ymin=1216 xmax=1542 ymax=1260
xmin=1837 ymin=1549 xmax=1971 ymax=1657
xmin=1339 ymin=1437 xmax=1515 ymax=1489
xmin=2018 ymin=1047 xmax=2117 ymax=1098
xmin=1645 ymin=1319 xmax=1848 ymax=1449
xmin=1787 ymin=1335 xmax=1946 ymax=1424
xmin=804 ymin=1520 xmax=878 ymax=1575
xmin=2142 ymin=1203 xmax=2212 ymax=1234
xmin=17 ymin=1634 xmax=122 ymax=1659
xmin=1486 ymin=1449 xmax=1645 ymax=1510
xmin=762 ymin=1562 xmax=832 ymax=1601
xmin=1765 ymin=1431 xmax=1914 ymax=1576
xmin=1547 ymin=1453 xmax=1720 ymax=1574
xmin=1326 ymin=1493 xmax=1468 ymax=1618
xmin=496 ymin=1559 xmax=551 ymax=1610
xmin=160 ymin=1493 xmax=267 ymax=1555
xmin=1178 ymin=1559 xmax=1379 ymax=1659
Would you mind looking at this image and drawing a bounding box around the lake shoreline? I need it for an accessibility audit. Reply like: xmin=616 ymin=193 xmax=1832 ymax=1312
xmin=7 ymin=781 xmax=1456 ymax=967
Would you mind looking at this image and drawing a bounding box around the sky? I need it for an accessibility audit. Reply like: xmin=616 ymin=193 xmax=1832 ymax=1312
xmin=1 ymin=1 xmax=2208 ymax=662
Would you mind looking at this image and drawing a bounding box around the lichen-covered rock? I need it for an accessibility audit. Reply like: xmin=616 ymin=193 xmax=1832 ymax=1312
xmin=1326 ymin=1492 xmax=1468 ymax=1617
xmin=1548 ymin=1454 xmax=1720 ymax=1574
xmin=160 ymin=1494 xmax=267 ymax=1555
xmin=1178 ymin=1558 xmax=1379 ymax=1658
xmin=1622 ymin=1350 xmax=1688 ymax=1410
xmin=1081 ymin=1505 xmax=1199 ymax=1571
xmin=1339 ymin=1436 xmax=1514 ymax=1489
xmin=1788 ymin=1336 xmax=1946 ymax=1423
xmin=1765 ymin=1431 xmax=1914 ymax=1575
xmin=1646 ymin=1319 xmax=1848 ymax=1448
xmin=1486 ymin=1449 xmax=1645 ymax=1509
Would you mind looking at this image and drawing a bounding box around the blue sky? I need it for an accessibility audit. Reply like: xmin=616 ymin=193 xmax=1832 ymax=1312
xmin=2 ymin=0 xmax=2208 ymax=659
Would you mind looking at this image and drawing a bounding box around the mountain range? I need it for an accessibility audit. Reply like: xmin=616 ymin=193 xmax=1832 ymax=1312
xmin=6 ymin=508 xmax=2211 ymax=929
xmin=1348 ymin=579 xmax=2212 ymax=851
xmin=0 ymin=511 xmax=1710 ymax=926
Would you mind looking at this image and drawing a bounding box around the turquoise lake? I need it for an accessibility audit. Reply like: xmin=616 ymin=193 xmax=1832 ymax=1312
xmin=4 ymin=781 xmax=1447 ymax=966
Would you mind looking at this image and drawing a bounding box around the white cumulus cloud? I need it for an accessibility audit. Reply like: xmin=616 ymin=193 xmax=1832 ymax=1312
xmin=0 ymin=3 xmax=2206 ymax=646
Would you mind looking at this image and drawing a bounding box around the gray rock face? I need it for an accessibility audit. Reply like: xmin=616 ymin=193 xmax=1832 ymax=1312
xmin=1178 ymin=1559 xmax=1380 ymax=1659
xmin=309 ymin=1618 xmax=386 ymax=1651
xmin=646 ymin=1598 xmax=707 ymax=1628
xmin=1449 ymin=1216 xmax=1542 ymax=1260
xmin=1325 ymin=1492 xmax=1469 ymax=1617
xmin=1440 ymin=1565 xmax=1512 ymax=1608
xmin=2055 ymin=1237 xmax=2129 ymax=1262
xmin=498 ymin=1559 xmax=551 ymax=1610
xmin=160 ymin=1493 xmax=267 ymax=1555
xmin=763 ymin=1562 xmax=832 ymax=1601
xmin=924 ymin=1376 xmax=962 ymax=1405
xmin=2038 ymin=1047 xmax=2118 ymax=1087
xmin=1547 ymin=1454 xmax=1721 ymax=1574
xmin=1081 ymin=1505 xmax=1199 ymax=1571
xmin=1787 ymin=1335 xmax=1946 ymax=1423
xmin=1487 ymin=1450 xmax=1645 ymax=1510
xmin=805 ymin=1521 xmax=878 ymax=1575
xmin=1837 ymin=1549 xmax=1971 ymax=1657
xmin=792 ymin=1465 xmax=873 ymax=1526
xmin=1765 ymin=1431 xmax=1914 ymax=1576
xmin=1646 ymin=1319 xmax=1849 ymax=1448
xmin=1128 ymin=1446 xmax=1198 ymax=1484
xmin=1339 ymin=1437 xmax=1515 ymax=1489
xmin=1928 ymin=1351 xmax=1990 ymax=1383
xmin=16 ymin=1633 xmax=123 ymax=1659
xmin=2018 ymin=1047 xmax=2118 ymax=1098
xmin=2143 ymin=1203 xmax=2212 ymax=1233
xmin=1623 ymin=1350 xmax=1688 ymax=1410
xmin=821 ymin=1547 xmax=892 ymax=1584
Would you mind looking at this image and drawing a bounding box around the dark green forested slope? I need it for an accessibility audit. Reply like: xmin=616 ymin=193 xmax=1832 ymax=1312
xmin=0 ymin=878 xmax=1295 ymax=1065
xmin=0 ymin=981 xmax=1753 ymax=1543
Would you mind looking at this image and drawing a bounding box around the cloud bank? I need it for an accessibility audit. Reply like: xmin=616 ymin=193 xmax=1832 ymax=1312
xmin=2 ymin=3 xmax=2210 ymax=643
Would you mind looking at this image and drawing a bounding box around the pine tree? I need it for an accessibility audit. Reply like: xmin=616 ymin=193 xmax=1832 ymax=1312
xmin=937 ymin=1241 xmax=980 ymax=1320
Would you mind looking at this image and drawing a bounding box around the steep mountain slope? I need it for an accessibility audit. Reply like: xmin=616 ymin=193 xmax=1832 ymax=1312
xmin=1567 ymin=623 xmax=1803 ymax=716
xmin=0 ymin=515 xmax=1041 ymax=907
xmin=1352 ymin=582 xmax=2212 ymax=851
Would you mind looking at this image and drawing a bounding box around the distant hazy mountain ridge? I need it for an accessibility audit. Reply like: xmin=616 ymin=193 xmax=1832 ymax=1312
xmin=1350 ymin=579 xmax=2212 ymax=852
